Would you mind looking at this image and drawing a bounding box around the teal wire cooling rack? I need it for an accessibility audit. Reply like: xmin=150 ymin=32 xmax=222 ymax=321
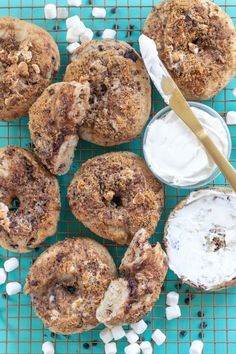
xmin=0 ymin=0 xmax=235 ymax=353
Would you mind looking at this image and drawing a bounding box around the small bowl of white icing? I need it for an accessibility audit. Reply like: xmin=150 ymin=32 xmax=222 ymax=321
xmin=143 ymin=102 xmax=231 ymax=189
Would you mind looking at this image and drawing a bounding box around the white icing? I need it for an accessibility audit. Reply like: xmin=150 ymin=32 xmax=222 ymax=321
xmin=165 ymin=189 xmax=236 ymax=290
xmin=144 ymin=107 xmax=229 ymax=186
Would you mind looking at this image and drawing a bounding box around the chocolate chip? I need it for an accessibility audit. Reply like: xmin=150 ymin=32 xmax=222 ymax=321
xmin=180 ymin=330 xmax=187 ymax=337
xmin=50 ymin=332 xmax=56 ymax=338
xmin=198 ymin=311 xmax=204 ymax=317
xmin=123 ymin=50 xmax=138 ymax=62
xmin=126 ymin=24 xmax=135 ymax=37
xmin=111 ymin=7 xmax=117 ymax=14
xmin=48 ymin=88 xmax=55 ymax=96
xmin=92 ymin=341 xmax=98 ymax=346
xmin=83 ymin=343 xmax=90 ymax=349
xmin=53 ymin=25 xmax=60 ymax=31
xmin=113 ymin=24 xmax=119 ymax=30
xmin=199 ymin=332 xmax=204 ymax=339
xmin=30 ymin=280 xmax=39 ymax=286
xmin=175 ymin=283 xmax=182 ymax=290
xmin=201 ymin=321 xmax=207 ymax=328
xmin=1 ymin=293 xmax=7 ymax=299
xmin=96 ymin=30 xmax=102 ymax=37
xmin=98 ymin=45 xmax=104 ymax=51
xmin=88 ymin=0 xmax=92 ymax=4
xmin=56 ymin=253 xmax=65 ymax=262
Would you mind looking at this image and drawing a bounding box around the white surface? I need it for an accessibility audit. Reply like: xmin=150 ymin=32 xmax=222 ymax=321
xmin=189 ymin=340 xmax=204 ymax=354
xmin=126 ymin=330 xmax=139 ymax=344
xmin=57 ymin=7 xmax=69 ymax=19
xmin=111 ymin=326 xmax=125 ymax=341
xmin=6 ymin=282 xmax=22 ymax=295
xmin=92 ymin=7 xmax=106 ymax=18
xmin=4 ymin=257 xmax=19 ymax=272
xmin=226 ymin=111 xmax=236 ymax=125
xmin=166 ymin=189 xmax=236 ymax=290
xmin=144 ymin=107 xmax=229 ymax=186
xmin=102 ymin=29 xmax=117 ymax=39
xmin=125 ymin=343 xmax=141 ymax=354
xmin=66 ymin=15 xmax=81 ymax=29
xmin=66 ymin=27 xmax=79 ymax=43
xmin=166 ymin=291 xmax=179 ymax=306
xmin=0 ymin=268 xmax=7 ymax=285
xmin=67 ymin=42 xmax=80 ymax=54
xmin=131 ymin=320 xmax=148 ymax=334
xmin=166 ymin=305 xmax=181 ymax=320
xmin=152 ymin=329 xmax=166 ymax=345
xmin=68 ymin=0 xmax=82 ymax=6
xmin=44 ymin=4 xmax=57 ymax=19
xmin=80 ymin=28 xmax=94 ymax=43
xmin=42 ymin=341 xmax=55 ymax=354
xmin=105 ymin=342 xmax=117 ymax=354
xmin=99 ymin=328 xmax=113 ymax=344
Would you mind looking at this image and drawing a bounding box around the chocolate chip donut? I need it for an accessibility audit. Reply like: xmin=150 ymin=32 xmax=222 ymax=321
xmin=143 ymin=0 xmax=236 ymax=100
xmin=0 ymin=146 xmax=60 ymax=253
xmin=96 ymin=229 xmax=168 ymax=325
xmin=0 ymin=17 xmax=60 ymax=121
xmin=64 ymin=39 xmax=151 ymax=146
xmin=29 ymin=81 xmax=90 ymax=175
xmin=68 ymin=152 xmax=164 ymax=244
xmin=24 ymin=238 xmax=116 ymax=334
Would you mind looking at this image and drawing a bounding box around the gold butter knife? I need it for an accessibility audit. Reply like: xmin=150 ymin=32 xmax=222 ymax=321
xmin=139 ymin=34 xmax=236 ymax=191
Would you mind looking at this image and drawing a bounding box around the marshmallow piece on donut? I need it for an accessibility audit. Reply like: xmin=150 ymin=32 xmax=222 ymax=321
xmin=126 ymin=329 xmax=139 ymax=344
xmin=57 ymin=7 xmax=69 ymax=19
xmin=100 ymin=328 xmax=113 ymax=343
xmin=6 ymin=282 xmax=21 ymax=295
xmin=67 ymin=42 xmax=80 ymax=54
xmin=80 ymin=28 xmax=94 ymax=43
xmin=0 ymin=268 xmax=7 ymax=285
xmin=42 ymin=341 xmax=55 ymax=354
xmin=131 ymin=320 xmax=148 ymax=334
xmin=189 ymin=340 xmax=204 ymax=354
xmin=92 ymin=7 xmax=106 ymax=18
xmin=44 ymin=4 xmax=57 ymax=19
xmin=66 ymin=15 xmax=81 ymax=29
xmin=125 ymin=343 xmax=141 ymax=354
xmin=105 ymin=342 xmax=117 ymax=354
xmin=166 ymin=291 xmax=179 ymax=306
xmin=68 ymin=0 xmax=82 ymax=6
xmin=111 ymin=325 xmax=125 ymax=340
xmin=66 ymin=28 xmax=79 ymax=43
xmin=102 ymin=29 xmax=117 ymax=40
xmin=226 ymin=111 xmax=236 ymax=125
xmin=4 ymin=257 xmax=19 ymax=272
xmin=152 ymin=329 xmax=166 ymax=345
xmin=166 ymin=305 xmax=181 ymax=320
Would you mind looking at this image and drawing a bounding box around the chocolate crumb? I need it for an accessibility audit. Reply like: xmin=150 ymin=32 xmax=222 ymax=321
xmin=111 ymin=7 xmax=117 ymax=14
xmin=123 ymin=50 xmax=138 ymax=62
xmin=53 ymin=25 xmax=60 ymax=31
xmin=50 ymin=332 xmax=56 ymax=338
xmin=83 ymin=343 xmax=90 ymax=349
xmin=175 ymin=283 xmax=182 ymax=290
xmin=180 ymin=330 xmax=187 ymax=337
xmin=198 ymin=311 xmax=204 ymax=317
xmin=1 ymin=293 xmax=7 ymax=299
xmin=96 ymin=30 xmax=102 ymax=37
xmin=113 ymin=24 xmax=119 ymax=30
xmin=201 ymin=321 xmax=208 ymax=329
xmin=199 ymin=332 xmax=204 ymax=339
xmin=92 ymin=341 xmax=98 ymax=346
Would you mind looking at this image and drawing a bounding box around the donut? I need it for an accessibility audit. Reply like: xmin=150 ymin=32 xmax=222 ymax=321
xmin=96 ymin=229 xmax=168 ymax=325
xmin=0 ymin=146 xmax=60 ymax=253
xmin=29 ymin=81 xmax=90 ymax=175
xmin=164 ymin=187 xmax=236 ymax=291
xmin=143 ymin=0 xmax=236 ymax=100
xmin=0 ymin=17 xmax=60 ymax=121
xmin=64 ymin=39 xmax=151 ymax=146
xmin=68 ymin=152 xmax=164 ymax=245
xmin=24 ymin=238 xmax=116 ymax=334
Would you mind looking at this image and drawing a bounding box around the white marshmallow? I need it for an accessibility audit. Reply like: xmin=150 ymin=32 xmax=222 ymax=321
xmin=42 ymin=341 xmax=55 ymax=354
xmin=111 ymin=325 xmax=125 ymax=340
xmin=233 ymin=88 xmax=236 ymax=97
xmin=140 ymin=341 xmax=152 ymax=351
xmin=105 ymin=342 xmax=117 ymax=354
xmin=71 ymin=21 xmax=87 ymax=36
xmin=80 ymin=28 xmax=94 ymax=43
xmin=44 ymin=4 xmax=57 ymax=19
xmin=67 ymin=42 xmax=80 ymax=54
xmin=226 ymin=111 xmax=236 ymax=125
xmin=57 ymin=7 xmax=69 ymax=19
xmin=66 ymin=15 xmax=81 ymax=29
xmin=189 ymin=340 xmax=204 ymax=354
xmin=6 ymin=282 xmax=21 ymax=295
xmin=126 ymin=330 xmax=139 ymax=344
xmin=152 ymin=329 xmax=166 ymax=345
xmin=92 ymin=7 xmax=106 ymax=18
xmin=4 ymin=257 xmax=19 ymax=272
xmin=125 ymin=343 xmax=140 ymax=354
xmin=142 ymin=349 xmax=153 ymax=354
xmin=102 ymin=29 xmax=117 ymax=40
xmin=66 ymin=28 xmax=79 ymax=43
xmin=166 ymin=305 xmax=181 ymax=320
xmin=99 ymin=328 xmax=113 ymax=343
xmin=0 ymin=268 xmax=7 ymax=285
xmin=166 ymin=291 xmax=179 ymax=306
xmin=68 ymin=0 xmax=82 ymax=6
xmin=131 ymin=320 xmax=148 ymax=335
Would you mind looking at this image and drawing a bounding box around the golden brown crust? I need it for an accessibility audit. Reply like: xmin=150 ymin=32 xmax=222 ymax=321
xmin=0 ymin=17 xmax=60 ymax=121
xmin=0 ymin=146 xmax=60 ymax=253
xmin=24 ymin=238 xmax=116 ymax=334
xmin=64 ymin=39 xmax=151 ymax=146
xmin=68 ymin=152 xmax=164 ymax=244
xmin=143 ymin=0 xmax=236 ymax=100
xmin=29 ymin=81 xmax=90 ymax=175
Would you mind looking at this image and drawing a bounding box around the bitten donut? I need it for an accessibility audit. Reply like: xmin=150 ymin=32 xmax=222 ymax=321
xmin=24 ymin=238 xmax=116 ymax=334
xmin=96 ymin=229 xmax=168 ymax=325
xmin=68 ymin=152 xmax=164 ymax=244
xmin=164 ymin=188 xmax=236 ymax=291
xmin=0 ymin=17 xmax=60 ymax=121
xmin=143 ymin=0 xmax=236 ymax=100
xmin=64 ymin=39 xmax=151 ymax=146
xmin=29 ymin=81 xmax=90 ymax=175
xmin=0 ymin=146 xmax=60 ymax=253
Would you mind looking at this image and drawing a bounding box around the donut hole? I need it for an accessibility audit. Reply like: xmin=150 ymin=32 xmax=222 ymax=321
xmin=111 ymin=194 xmax=123 ymax=208
xmin=67 ymin=286 xmax=77 ymax=295
xmin=9 ymin=197 xmax=20 ymax=211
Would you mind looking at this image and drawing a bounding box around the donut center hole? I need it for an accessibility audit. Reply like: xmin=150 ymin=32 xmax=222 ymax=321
xmin=67 ymin=286 xmax=77 ymax=295
xmin=10 ymin=197 xmax=20 ymax=211
xmin=206 ymin=226 xmax=226 ymax=252
xmin=111 ymin=194 xmax=123 ymax=208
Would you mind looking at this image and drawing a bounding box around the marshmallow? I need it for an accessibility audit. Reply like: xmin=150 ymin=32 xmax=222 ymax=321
xmin=189 ymin=340 xmax=204 ymax=354
xmin=142 ymin=349 xmax=153 ymax=354
xmin=44 ymin=4 xmax=57 ymax=19
xmin=152 ymin=329 xmax=166 ymax=345
xmin=233 ymin=88 xmax=236 ymax=97
xmin=125 ymin=343 xmax=140 ymax=354
xmin=68 ymin=0 xmax=82 ymax=6
xmin=166 ymin=305 xmax=181 ymax=320
xmin=92 ymin=7 xmax=106 ymax=18
xmin=57 ymin=7 xmax=69 ymax=19
xmin=102 ymin=29 xmax=117 ymax=40
xmin=71 ymin=21 xmax=87 ymax=36
xmin=111 ymin=325 xmax=125 ymax=340
xmin=126 ymin=330 xmax=139 ymax=344
xmin=105 ymin=342 xmax=117 ymax=354
xmin=166 ymin=291 xmax=179 ymax=306
xmin=226 ymin=111 xmax=236 ymax=125
xmin=66 ymin=15 xmax=81 ymax=29
xmin=67 ymin=42 xmax=80 ymax=54
xmin=140 ymin=342 xmax=153 ymax=354
xmin=80 ymin=28 xmax=94 ymax=43
xmin=6 ymin=282 xmax=21 ymax=295
xmin=0 ymin=268 xmax=7 ymax=285
xmin=99 ymin=328 xmax=113 ymax=343
xmin=42 ymin=341 xmax=55 ymax=354
xmin=4 ymin=257 xmax=19 ymax=272
xmin=66 ymin=28 xmax=79 ymax=43
xmin=131 ymin=320 xmax=148 ymax=334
